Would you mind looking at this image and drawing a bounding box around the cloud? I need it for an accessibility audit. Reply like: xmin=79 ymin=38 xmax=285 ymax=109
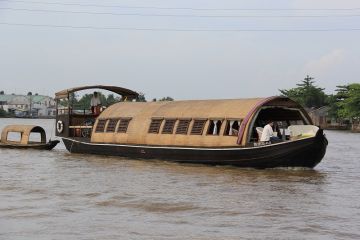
xmin=304 ymin=49 xmax=346 ymax=76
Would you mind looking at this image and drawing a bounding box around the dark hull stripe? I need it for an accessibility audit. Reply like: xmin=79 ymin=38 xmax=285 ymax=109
xmin=0 ymin=140 xmax=60 ymax=150
xmin=62 ymin=130 xmax=328 ymax=169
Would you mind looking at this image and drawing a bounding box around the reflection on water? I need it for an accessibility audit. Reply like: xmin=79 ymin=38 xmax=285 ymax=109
xmin=1 ymin=119 xmax=360 ymax=240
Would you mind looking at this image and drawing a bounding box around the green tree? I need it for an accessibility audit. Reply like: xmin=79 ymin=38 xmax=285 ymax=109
xmin=159 ymin=97 xmax=174 ymax=101
xmin=136 ymin=93 xmax=147 ymax=102
xmin=0 ymin=90 xmax=4 ymax=95
xmin=0 ymin=108 xmax=7 ymax=117
xmin=279 ymin=75 xmax=327 ymax=108
xmin=106 ymin=94 xmax=118 ymax=105
xmin=77 ymin=93 xmax=92 ymax=109
xmin=336 ymin=83 xmax=360 ymax=121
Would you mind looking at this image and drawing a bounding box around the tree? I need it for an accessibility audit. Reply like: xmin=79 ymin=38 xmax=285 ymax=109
xmin=27 ymin=92 xmax=32 ymax=96
xmin=136 ymin=93 xmax=147 ymax=102
xmin=279 ymin=75 xmax=327 ymax=108
xmin=0 ymin=90 xmax=4 ymax=95
xmin=0 ymin=109 xmax=7 ymax=117
xmin=159 ymin=97 xmax=174 ymax=101
xmin=336 ymin=84 xmax=360 ymax=121
xmin=106 ymin=94 xmax=117 ymax=105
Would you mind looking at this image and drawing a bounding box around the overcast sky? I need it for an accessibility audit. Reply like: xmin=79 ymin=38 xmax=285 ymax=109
xmin=0 ymin=0 xmax=359 ymax=100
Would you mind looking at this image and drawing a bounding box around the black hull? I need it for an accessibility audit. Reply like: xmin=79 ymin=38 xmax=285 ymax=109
xmin=62 ymin=130 xmax=328 ymax=169
xmin=0 ymin=140 xmax=60 ymax=150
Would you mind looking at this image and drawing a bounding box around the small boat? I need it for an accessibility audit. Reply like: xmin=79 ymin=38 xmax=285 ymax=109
xmin=55 ymin=85 xmax=328 ymax=169
xmin=0 ymin=125 xmax=59 ymax=150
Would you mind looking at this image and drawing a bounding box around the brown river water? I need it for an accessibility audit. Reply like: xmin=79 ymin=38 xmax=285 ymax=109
xmin=0 ymin=118 xmax=359 ymax=240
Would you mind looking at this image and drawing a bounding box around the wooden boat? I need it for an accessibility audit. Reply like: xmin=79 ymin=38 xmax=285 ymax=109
xmin=0 ymin=125 xmax=59 ymax=150
xmin=55 ymin=85 xmax=328 ymax=169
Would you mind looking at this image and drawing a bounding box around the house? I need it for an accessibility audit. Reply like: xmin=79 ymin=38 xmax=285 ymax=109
xmin=308 ymin=106 xmax=349 ymax=130
xmin=0 ymin=94 xmax=56 ymax=118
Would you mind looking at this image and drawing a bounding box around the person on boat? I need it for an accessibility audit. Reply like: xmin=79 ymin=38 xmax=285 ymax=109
xmin=260 ymin=121 xmax=281 ymax=144
xmin=90 ymin=91 xmax=102 ymax=114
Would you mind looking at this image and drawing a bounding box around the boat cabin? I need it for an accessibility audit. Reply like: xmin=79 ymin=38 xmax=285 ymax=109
xmin=1 ymin=125 xmax=47 ymax=145
xmin=55 ymin=86 xmax=315 ymax=148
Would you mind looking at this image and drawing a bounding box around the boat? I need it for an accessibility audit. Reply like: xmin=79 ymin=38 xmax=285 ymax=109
xmin=0 ymin=125 xmax=59 ymax=150
xmin=55 ymin=85 xmax=328 ymax=169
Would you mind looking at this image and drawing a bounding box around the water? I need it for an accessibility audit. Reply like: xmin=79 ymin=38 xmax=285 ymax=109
xmin=0 ymin=119 xmax=359 ymax=240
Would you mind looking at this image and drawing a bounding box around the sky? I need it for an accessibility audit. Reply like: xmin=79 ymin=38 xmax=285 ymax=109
xmin=0 ymin=0 xmax=359 ymax=100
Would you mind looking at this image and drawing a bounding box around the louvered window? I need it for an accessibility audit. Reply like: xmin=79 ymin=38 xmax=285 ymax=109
xmin=106 ymin=119 xmax=118 ymax=132
xmin=95 ymin=119 xmax=107 ymax=132
xmin=117 ymin=118 xmax=131 ymax=133
xmin=191 ymin=119 xmax=207 ymax=135
xmin=176 ymin=119 xmax=191 ymax=134
xmin=148 ymin=119 xmax=163 ymax=134
xmin=162 ymin=119 xmax=176 ymax=134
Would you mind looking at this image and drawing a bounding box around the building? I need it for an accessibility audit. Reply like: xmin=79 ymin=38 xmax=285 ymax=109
xmin=308 ymin=106 xmax=350 ymax=130
xmin=0 ymin=94 xmax=56 ymax=118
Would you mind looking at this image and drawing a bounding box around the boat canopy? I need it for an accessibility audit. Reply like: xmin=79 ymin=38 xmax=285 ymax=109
xmin=91 ymin=96 xmax=311 ymax=147
xmin=55 ymin=85 xmax=139 ymax=100
xmin=1 ymin=125 xmax=46 ymax=145
xmin=99 ymin=98 xmax=265 ymax=120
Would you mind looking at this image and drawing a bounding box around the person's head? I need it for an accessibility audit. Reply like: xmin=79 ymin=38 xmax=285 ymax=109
xmin=93 ymin=91 xmax=98 ymax=97
xmin=267 ymin=121 xmax=274 ymax=127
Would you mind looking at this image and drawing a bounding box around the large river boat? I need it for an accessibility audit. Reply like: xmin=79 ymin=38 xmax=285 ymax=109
xmin=55 ymin=85 xmax=328 ymax=168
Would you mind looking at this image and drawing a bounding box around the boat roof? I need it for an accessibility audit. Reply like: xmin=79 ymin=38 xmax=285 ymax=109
xmin=55 ymin=85 xmax=139 ymax=99
xmin=99 ymin=98 xmax=266 ymax=120
xmin=1 ymin=125 xmax=46 ymax=144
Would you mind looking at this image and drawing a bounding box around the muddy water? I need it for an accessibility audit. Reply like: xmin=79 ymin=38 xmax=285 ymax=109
xmin=0 ymin=119 xmax=359 ymax=240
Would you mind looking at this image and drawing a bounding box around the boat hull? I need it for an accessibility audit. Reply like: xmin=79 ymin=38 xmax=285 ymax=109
xmin=0 ymin=140 xmax=60 ymax=150
xmin=62 ymin=130 xmax=327 ymax=169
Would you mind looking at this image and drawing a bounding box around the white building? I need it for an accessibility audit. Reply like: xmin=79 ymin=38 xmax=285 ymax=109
xmin=0 ymin=94 xmax=56 ymax=117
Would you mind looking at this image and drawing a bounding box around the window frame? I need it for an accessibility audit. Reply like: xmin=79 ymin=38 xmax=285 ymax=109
xmin=223 ymin=119 xmax=242 ymax=136
xmin=95 ymin=119 xmax=107 ymax=133
xmin=148 ymin=118 xmax=164 ymax=134
xmin=161 ymin=118 xmax=177 ymax=134
xmin=190 ymin=119 xmax=207 ymax=135
xmin=106 ymin=118 xmax=119 ymax=133
xmin=206 ymin=119 xmax=223 ymax=136
xmin=176 ymin=119 xmax=191 ymax=135
xmin=117 ymin=118 xmax=132 ymax=133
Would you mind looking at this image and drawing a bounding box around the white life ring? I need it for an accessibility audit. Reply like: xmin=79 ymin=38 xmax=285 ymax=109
xmin=56 ymin=120 xmax=64 ymax=133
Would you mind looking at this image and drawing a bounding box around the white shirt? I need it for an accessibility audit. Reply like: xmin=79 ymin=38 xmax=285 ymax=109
xmin=260 ymin=124 xmax=274 ymax=142
xmin=90 ymin=96 xmax=101 ymax=107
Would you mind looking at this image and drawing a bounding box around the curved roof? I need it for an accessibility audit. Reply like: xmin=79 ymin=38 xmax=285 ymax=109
xmin=1 ymin=125 xmax=46 ymax=144
xmin=99 ymin=98 xmax=265 ymax=120
xmin=55 ymin=85 xmax=139 ymax=99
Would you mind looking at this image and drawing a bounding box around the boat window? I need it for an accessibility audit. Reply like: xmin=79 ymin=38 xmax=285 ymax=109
xmin=176 ymin=119 xmax=191 ymax=134
xmin=117 ymin=118 xmax=132 ymax=133
xmin=162 ymin=119 xmax=176 ymax=134
xmin=191 ymin=119 xmax=207 ymax=135
xmin=106 ymin=119 xmax=119 ymax=133
xmin=6 ymin=132 xmax=22 ymax=143
xmin=95 ymin=119 xmax=107 ymax=132
xmin=148 ymin=119 xmax=163 ymax=134
xmin=29 ymin=132 xmax=42 ymax=143
xmin=57 ymin=99 xmax=69 ymax=115
xmin=207 ymin=120 xmax=222 ymax=135
xmin=224 ymin=120 xmax=241 ymax=136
